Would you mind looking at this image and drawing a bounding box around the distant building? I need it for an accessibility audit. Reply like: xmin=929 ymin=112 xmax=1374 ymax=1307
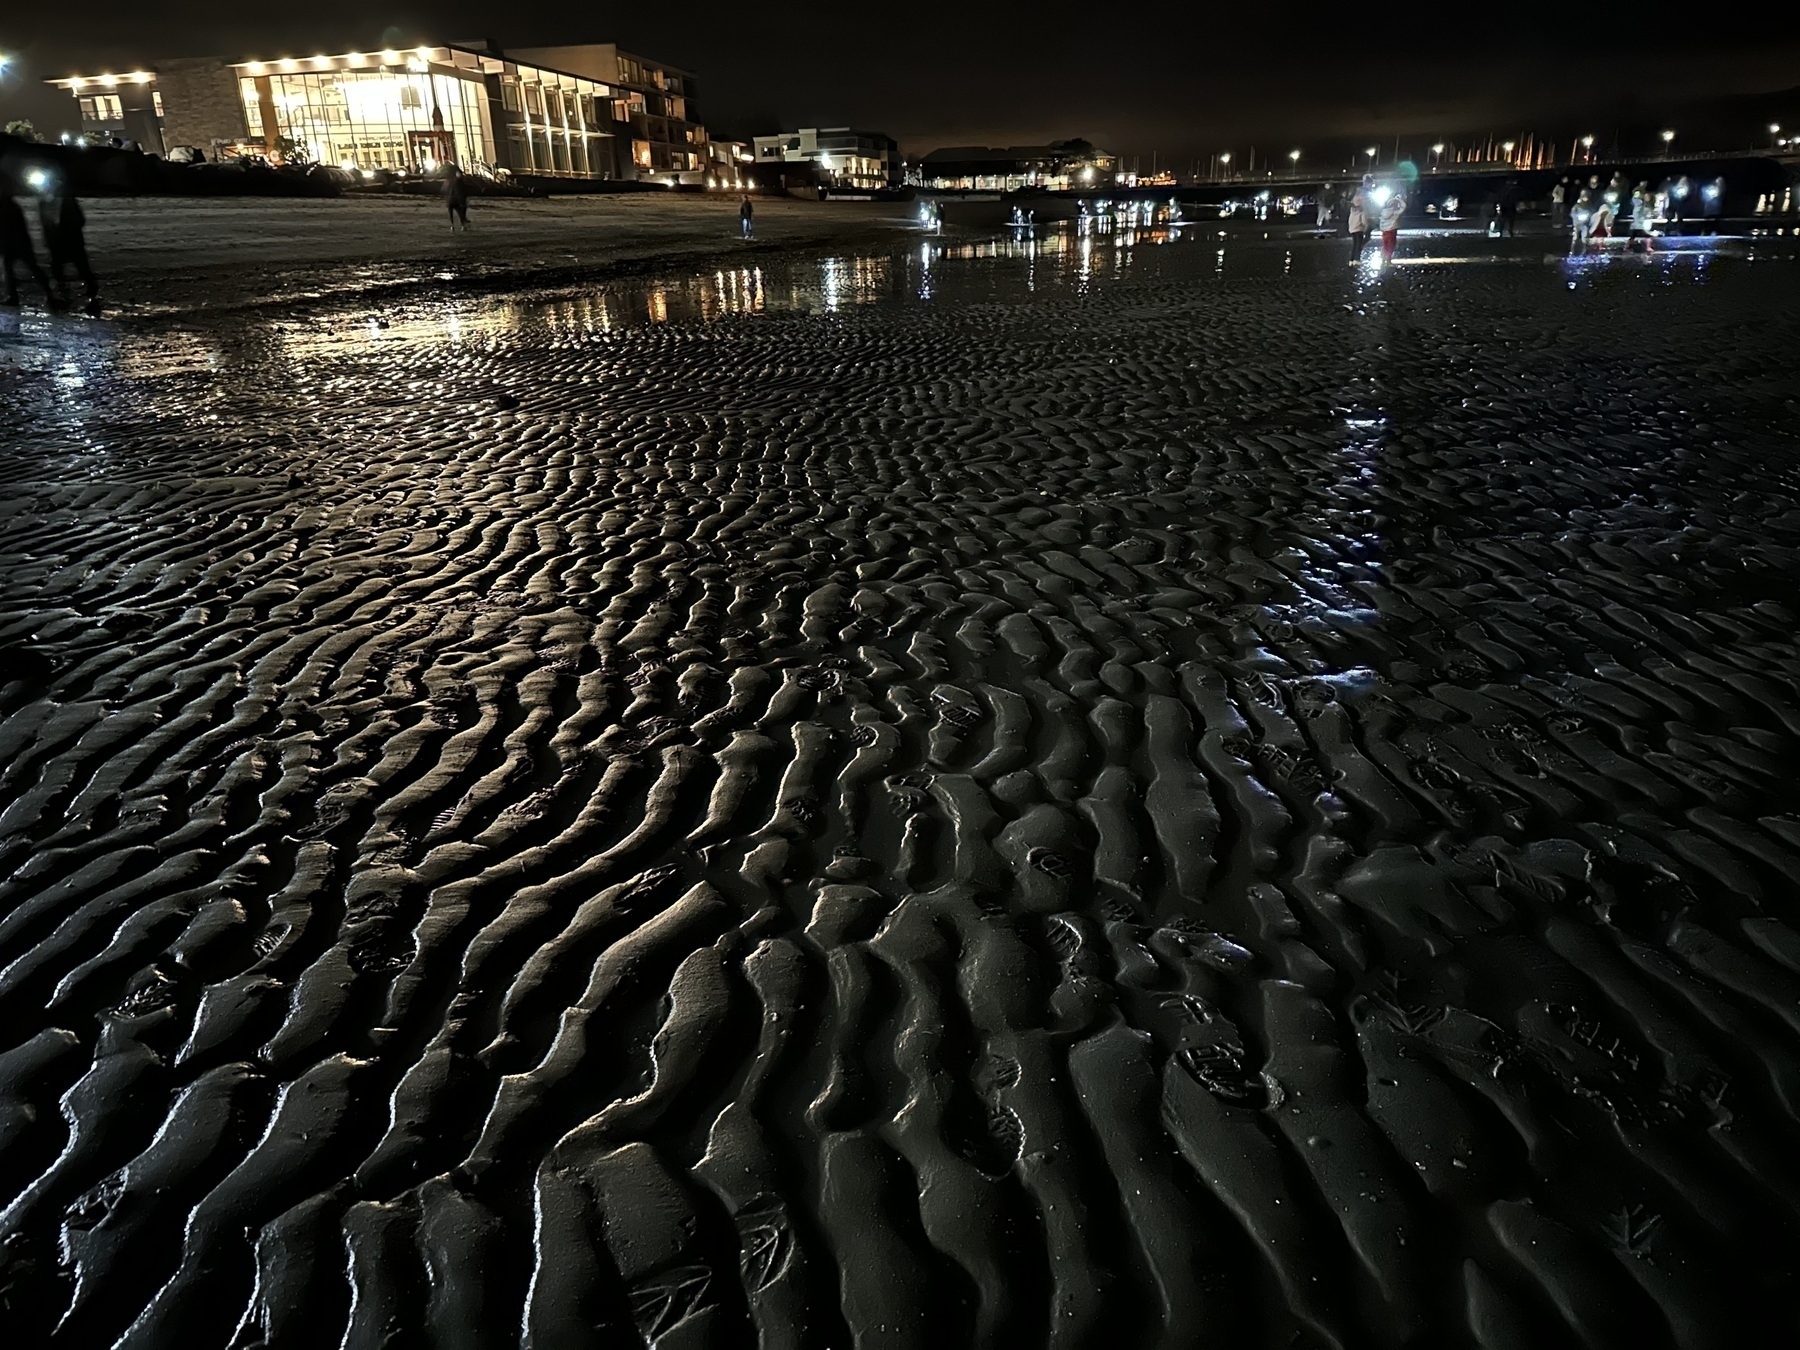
xmin=752 ymin=128 xmax=899 ymax=190
xmin=916 ymin=139 xmax=1116 ymax=191
xmin=45 ymin=41 xmax=708 ymax=182
xmin=705 ymin=139 xmax=753 ymax=187
xmin=507 ymin=44 xmax=706 ymax=181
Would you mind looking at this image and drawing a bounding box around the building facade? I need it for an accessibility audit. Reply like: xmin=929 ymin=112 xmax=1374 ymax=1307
xmin=508 ymin=45 xmax=707 ymax=181
xmin=44 ymin=70 xmax=165 ymax=152
xmin=752 ymin=128 xmax=899 ymax=190
xmin=916 ymin=139 xmax=1116 ymax=191
xmin=46 ymin=42 xmax=707 ymax=182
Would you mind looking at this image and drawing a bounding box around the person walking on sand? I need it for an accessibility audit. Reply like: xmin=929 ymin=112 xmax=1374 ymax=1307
xmin=36 ymin=180 xmax=99 ymax=316
xmin=443 ymin=165 xmax=470 ymax=231
xmin=1497 ymin=182 xmax=1518 ymax=237
xmin=1378 ymin=183 xmax=1406 ymax=262
xmin=1 ymin=188 xmax=53 ymax=308
xmin=1346 ymin=177 xmax=1371 ymax=259
xmin=1628 ymin=182 xmax=1657 ymax=253
xmin=739 ymin=194 xmax=755 ymax=239
xmin=1589 ymin=191 xmax=1615 ymax=246
xmin=1550 ymin=178 xmax=1567 ymax=227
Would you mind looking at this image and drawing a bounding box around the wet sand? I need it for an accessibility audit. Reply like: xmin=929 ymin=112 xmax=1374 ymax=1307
xmin=66 ymin=193 xmax=917 ymax=316
xmin=3 ymin=222 xmax=1800 ymax=1346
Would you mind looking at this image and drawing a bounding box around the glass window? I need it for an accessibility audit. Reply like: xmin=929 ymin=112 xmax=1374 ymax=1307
xmin=552 ymin=136 xmax=571 ymax=172
xmin=400 ymin=84 xmax=421 ymax=110
xmin=501 ymin=80 xmax=521 ymax=112
xmin=523 ymin=85 xmax=542 ymax=116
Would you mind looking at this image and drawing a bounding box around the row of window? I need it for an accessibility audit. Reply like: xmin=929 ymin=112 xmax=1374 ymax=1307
xmin=498 ymin=80 xmax=613 ymax=127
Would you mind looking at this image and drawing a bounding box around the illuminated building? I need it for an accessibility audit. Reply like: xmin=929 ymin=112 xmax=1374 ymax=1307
xmin=915 ymin=139 xmax=1117 ymax=191
xmin=42 ymin=70 xmax=164 ymax=152
xmin=752 ymin=129 xmax=901 ymax=190
xmin=45 ymin=42 xmax=709 ymax=182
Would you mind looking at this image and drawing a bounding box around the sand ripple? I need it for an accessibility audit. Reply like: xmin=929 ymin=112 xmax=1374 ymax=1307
xmin=2 ymin=236 xmax=1799 ymax=1345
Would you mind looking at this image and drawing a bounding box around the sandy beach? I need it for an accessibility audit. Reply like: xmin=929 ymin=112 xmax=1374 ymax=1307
xmin=57 ymin=193 xmax=919 ymax=315
xmin=3 ymin=215 xmax=1800 ymax=1346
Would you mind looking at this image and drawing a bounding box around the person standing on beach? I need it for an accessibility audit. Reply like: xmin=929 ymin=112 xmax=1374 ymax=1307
xmin=36 ymin=181 xmax=99 ymax=316
xmin=1346 ymin=177 xmax=1370 ymax=258
xmin=443 ymin=166 xmax=470 ymax=231
xmin=1550 ymin=179 xmax=1567 ymax=226
xmin=739 ymin=194 xmax=755 ymax=239
xmin=1378 ymin=184 xmax=1406 ymax=262
xmin=1628 ymin=182 xmax=1657 ymax=253
xmin=1 ymin=189 xmax=53 ymax=308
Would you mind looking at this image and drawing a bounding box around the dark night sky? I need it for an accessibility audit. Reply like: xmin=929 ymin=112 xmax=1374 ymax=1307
xmin=5 ymin=5 xmax=1800 ymax=163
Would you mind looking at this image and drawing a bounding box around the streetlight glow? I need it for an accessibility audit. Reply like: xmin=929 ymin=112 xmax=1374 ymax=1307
xmin=1661 ymin=129 xmax=1676 ymax=143
xmin=1288 ymin=148 xmax=1300 ymax=162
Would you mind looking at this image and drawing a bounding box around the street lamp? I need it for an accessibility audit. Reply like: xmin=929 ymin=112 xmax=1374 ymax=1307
xmin=1581 ymin=134 xmax=1595 ymax=163
xmin=1661 ymin=129 xmax=1676 ymax=150
xmin=1365 ymin=146 xmax=1378 ymax=164
xmin=1219 ymin=150 xmax=1231 ymax=180
xmin=1771 ymin=123 xmax=1782 ymax=149
xmin=1288 ymin=148 xmax=1300 ymax=171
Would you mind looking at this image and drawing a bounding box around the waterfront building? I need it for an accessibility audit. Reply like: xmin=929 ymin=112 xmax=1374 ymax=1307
xmin=752 ymin=128 xmax=900 ymax=190
xmin=705 ymin=140 xmax=753 ymax=187
xmin=916 ymin=139 xmax=1116 ymax=190
xmin=45 ymin=42 xmax=707 ymax=182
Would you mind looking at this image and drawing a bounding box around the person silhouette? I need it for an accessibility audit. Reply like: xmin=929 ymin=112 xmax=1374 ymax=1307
xmin=739 ymin=194 xmax=755 ymax=239
xmin=443 ymin=165 xmax=470 ymax=230
xmin=1 ymin=185 xmax=53 ymax=308
xmin=36 ymin=178 xmax=100 ymax=316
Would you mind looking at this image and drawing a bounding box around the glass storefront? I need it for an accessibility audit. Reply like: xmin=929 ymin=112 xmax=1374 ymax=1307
xmin=242 ymin=66 xmax=492 ymax=173
xmin=231 ymin=49 xmax=620 ymax=179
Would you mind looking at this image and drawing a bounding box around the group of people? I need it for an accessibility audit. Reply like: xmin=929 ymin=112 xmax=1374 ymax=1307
xmin=1555 ymin=172 xmax=1727 ymax=252
xmin=1344 ymin=177 xmax=1408 ymax=263
xmin=1 ymin=170 xmax=99 ymax=315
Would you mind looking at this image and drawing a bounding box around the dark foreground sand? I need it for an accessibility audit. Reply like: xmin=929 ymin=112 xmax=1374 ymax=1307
xmin=2 ymin=223 xmax=1800 ymax=1346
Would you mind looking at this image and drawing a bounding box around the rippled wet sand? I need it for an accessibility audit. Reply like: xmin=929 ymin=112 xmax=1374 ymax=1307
xmin=3 ymin=225 xmax=1800 ymax=1347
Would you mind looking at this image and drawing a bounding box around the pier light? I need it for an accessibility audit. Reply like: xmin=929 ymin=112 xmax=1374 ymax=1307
xmin=1581 ymin=134 xmax=1594 ymax=146
xmin=1773 ymin=124 xmax=1782 ymax=134
xmin=1365 ymin=146 xmax=1377 ymax=160
xmin=1288 ymin=148 xmax=1301 ymax=163
xmin=1503 ymin=140 xmax=1515 ymax=154
xmin=1661 ymin=129 xmax=1676 ymax=144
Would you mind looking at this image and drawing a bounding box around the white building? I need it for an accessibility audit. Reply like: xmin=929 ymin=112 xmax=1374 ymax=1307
xmin=751 ymin=128 xmax=899 ymax=190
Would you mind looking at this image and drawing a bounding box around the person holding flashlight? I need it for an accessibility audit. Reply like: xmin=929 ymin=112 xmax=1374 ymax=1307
xmin=1377 ymin=182 xmax=1406 ymax=262
xmin=1 ymin=177 xmax=53 ymax=308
